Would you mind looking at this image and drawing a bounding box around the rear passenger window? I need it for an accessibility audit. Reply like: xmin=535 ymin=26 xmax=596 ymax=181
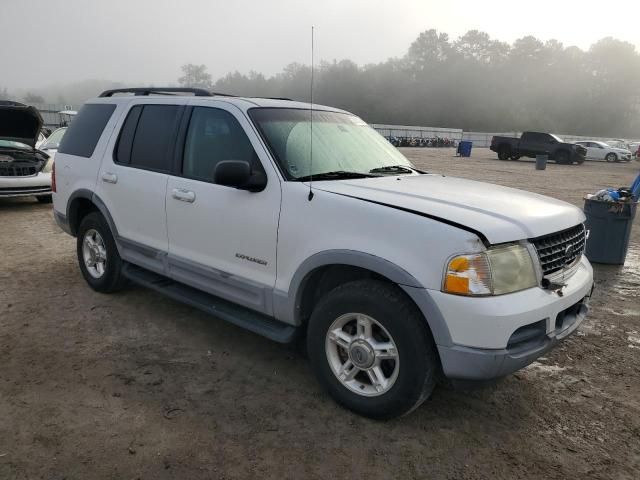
xmin=58 ymin=103 xmax=116 ymax=158
xmin=115 ymin=105 xmax=142 ymax=164
xmin=183 ymin=107 xmax=262 ymax=182
xmin=115 ymin=104 xmax=181 ymax=172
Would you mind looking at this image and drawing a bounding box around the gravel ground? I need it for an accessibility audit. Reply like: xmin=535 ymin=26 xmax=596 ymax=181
xmin=1 ymin=148 xmax=638 ymax=479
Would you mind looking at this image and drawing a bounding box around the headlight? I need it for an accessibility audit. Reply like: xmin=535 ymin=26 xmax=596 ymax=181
xmin=42 ymin=158 xmax=54 ymax=173
xmin=443 ymin=244 xmax=537 ymax=296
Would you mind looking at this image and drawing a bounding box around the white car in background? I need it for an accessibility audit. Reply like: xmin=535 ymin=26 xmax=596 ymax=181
xmin=573 ymin=141 xmax=632 ymax=162
xmin=0 ymin=101 xmax=53 ymax=203
xmin=39 ymin=127 xmax=68 ymax=158
xmin=35 ymin=131 xmax=47 ymax=149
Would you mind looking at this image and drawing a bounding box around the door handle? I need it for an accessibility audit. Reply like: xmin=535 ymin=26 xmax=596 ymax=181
xmin=171 ymin=188 xmax=196 ymax=203
xmin=101 ymin=172 xmax=118 ymax=184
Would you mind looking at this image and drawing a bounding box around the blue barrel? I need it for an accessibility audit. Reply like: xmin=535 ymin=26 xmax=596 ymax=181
xmin=458 ymin=141 xmax=472 ymax=157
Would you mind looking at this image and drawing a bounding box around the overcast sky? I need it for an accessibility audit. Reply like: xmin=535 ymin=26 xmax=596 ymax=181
xmin=3 ymin=0 xmax=639 ymax=89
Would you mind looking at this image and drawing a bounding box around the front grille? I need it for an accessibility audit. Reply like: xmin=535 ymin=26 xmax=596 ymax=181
xmin=0 ymin=165 xmax=37 ymax=177
xmin=531 ymin=224 xmax=586 ymax=276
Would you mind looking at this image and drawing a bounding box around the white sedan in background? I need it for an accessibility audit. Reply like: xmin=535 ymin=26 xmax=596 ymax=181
xmin=573 ymin=141 xmax=632 ymax=162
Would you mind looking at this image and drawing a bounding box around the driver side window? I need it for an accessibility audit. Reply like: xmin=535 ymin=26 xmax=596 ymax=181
xmin=183 ymin=107 xmax=263 ymax=183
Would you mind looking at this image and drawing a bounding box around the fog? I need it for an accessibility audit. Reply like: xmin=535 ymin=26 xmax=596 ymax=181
xmin=2 ymin=0 xmax=640 ymax=136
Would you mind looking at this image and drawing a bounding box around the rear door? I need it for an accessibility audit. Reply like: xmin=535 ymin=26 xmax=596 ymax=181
xmin=53 ymin=102 xmax=118 ymax=217
xmin=165 ymin=102 xmax=281 ymax=314
xmin=95 ymin=100 xmax=184 ymax=273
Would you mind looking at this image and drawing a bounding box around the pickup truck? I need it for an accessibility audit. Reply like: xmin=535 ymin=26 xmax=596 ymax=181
xmin=491 ymin=132 xmax=587 ymax=165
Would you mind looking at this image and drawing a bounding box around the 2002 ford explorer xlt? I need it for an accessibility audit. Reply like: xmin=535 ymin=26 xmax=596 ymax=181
xmin=52 ymin=87 xmax=594 ymax=419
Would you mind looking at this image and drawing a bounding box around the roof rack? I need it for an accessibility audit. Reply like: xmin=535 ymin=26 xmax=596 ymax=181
xmin=99 ymin=87 xmax=224 ymax=98
xmin=258 ymin=97 xmax=293 ymax=101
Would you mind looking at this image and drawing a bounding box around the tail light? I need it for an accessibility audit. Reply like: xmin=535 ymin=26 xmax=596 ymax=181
xmin=51 ymin=161 xmax=56 ymax=193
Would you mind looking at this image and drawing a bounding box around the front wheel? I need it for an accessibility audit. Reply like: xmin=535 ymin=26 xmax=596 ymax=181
xmin=307 ymin=280 xmax=438 ymax=419
xmin=555 ymin=150 xmax=571 ymax=164
xmin=605 ymin=152 xmax=617 ymax=163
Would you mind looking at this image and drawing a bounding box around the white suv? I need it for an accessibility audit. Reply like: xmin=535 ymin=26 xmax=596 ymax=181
xmin=53 ymin=88 xmax=594 ymax=419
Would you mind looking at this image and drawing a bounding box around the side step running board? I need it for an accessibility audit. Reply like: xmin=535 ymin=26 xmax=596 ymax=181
xmin=122 ymin=263 xmax=297 ymax=344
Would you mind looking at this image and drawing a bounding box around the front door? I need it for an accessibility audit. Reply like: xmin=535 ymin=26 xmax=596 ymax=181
xmin=165 ymin=103 xmax=281 ymax=314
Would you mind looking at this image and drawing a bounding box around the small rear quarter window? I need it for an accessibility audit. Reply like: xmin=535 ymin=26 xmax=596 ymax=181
xmin=58 ymin=103 xmax=116 ymax=158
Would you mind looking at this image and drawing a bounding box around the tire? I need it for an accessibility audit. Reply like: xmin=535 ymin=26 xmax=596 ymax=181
xmin=307 ymin=279 xmax=439 ymax=419
xmin=554 ymin=150 xmax=570 ymax=164
xmin=36 ymin=195 xmax=52 ymax=204
xmin=497 ymin=145 xmax=511 ymax=160
xmin=76 ymin=212 xmax=126 ymax=293
xmin=510 ymin=154 xmax=521 ymax=161
xmin=605 ymin=152 xmax=617 ymax=163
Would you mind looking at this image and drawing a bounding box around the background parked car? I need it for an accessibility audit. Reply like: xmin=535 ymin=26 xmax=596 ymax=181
xmin=574 ymin=140 xmax=632 ymax=162
xmin=0 ymin=101 xmax=53 ymax=202
xmin=35 ymin=131 xmax=47 ymax=149
xmin=39 ymin=127 xmax=67 ymax=158
xmin=490 ymin=131 xmax=587 ymax=164
xmin=627 ymin=141 xmax=640 ymax=157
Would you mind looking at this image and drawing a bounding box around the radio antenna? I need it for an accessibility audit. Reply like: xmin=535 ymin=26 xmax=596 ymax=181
xmin=308 ymin=26 xmax=315 ymax=201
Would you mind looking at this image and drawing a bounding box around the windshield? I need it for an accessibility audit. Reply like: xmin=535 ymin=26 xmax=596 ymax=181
xmin=550 ymin=134 xmax=564 ymax=142
xmin=42 ymin=128 xmax=67 ymax=149
xmin=0 ymin=139 xmax=31 ymax=150
xmin=249 ymin=108 xmax=412 ymax=180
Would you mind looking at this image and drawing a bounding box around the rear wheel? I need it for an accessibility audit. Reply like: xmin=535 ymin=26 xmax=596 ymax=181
xmin=605 ymin=152 xmax=617 ymax=163
xmin=498 ymin=146 xmax=511 ymax=160
xmin=307 ymin=279 xmax=438 ymax=419
xmin=77 ymin=212 xmax=126 ymax=293
xmin=36 ymin=195 xmax=52 ymax=204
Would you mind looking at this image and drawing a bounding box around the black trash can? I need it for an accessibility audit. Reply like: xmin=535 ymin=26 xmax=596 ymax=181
xmin=583 ymin=197 xmax=638 ymax=264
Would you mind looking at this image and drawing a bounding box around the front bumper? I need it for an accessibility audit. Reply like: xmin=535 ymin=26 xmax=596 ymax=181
xmin=430 ymin=256 xmax=594 ymax=380
xmin=0 ymin=172 xmax=51 ymax=197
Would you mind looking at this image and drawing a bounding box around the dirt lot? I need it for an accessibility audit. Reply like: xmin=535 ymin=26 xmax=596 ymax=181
xmin=1 ymin=148 xmax=639 ymax=480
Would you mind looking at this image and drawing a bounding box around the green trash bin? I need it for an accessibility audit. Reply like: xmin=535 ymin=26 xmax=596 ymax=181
xmin=583 ymin=197 xmax=638 ymax=264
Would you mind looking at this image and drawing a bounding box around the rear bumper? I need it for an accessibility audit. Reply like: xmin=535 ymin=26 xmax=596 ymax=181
xmin=0 ymin=172 xmax=51 ymax=197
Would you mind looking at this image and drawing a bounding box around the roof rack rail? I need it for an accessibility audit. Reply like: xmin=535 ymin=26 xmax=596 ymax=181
xmin=257 ymin=97 xmax=293 ymax=101
xmin=99 ymin=87 xmax=215 ymax=97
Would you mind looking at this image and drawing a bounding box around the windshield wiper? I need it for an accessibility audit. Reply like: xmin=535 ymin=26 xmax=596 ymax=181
xmin=369 ymin=165 xmax=420 ymax=175
xmin=295 ymin=171 xmax=380 ymax=182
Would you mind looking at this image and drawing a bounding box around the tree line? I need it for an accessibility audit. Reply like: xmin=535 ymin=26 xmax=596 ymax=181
xmin=179 ymin=29 xmax=640 ymax=138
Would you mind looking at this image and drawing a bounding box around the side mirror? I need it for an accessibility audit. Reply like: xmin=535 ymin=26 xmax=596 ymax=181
xmin=214 ymin=160 xmax=266 ymax=192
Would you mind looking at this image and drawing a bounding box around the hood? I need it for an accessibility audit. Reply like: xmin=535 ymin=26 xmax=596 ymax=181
xmin=0 ymin=101 xmax=43 ymax=149
xmin=315 ymin=174 xmax=585 ymax=245
xmin=613 ymin=147 xmax=632 ymax=154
